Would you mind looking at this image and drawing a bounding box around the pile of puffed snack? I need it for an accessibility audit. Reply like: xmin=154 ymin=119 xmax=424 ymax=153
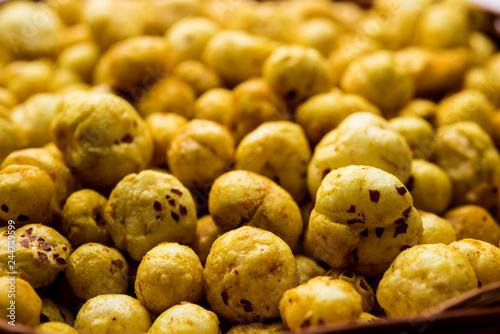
xmin=1 ymin=0 xmax=500 ymax=333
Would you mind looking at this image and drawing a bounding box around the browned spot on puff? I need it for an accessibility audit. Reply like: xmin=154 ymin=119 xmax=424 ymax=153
xmin=20 ymin=239 xmax=29 ymax=248
xmin=171 ymin=211 xmax=180 ymax=222
xmin=375 ymin=228 xmax=384 ymax=239
xmin=234 ymin=269 xmax=239 ymax=274
xmin=153 ymin=201 xmax=161 ymax=211
xmin=394 ymin=223 xmax=409 ymax=238
xmin=168 ymin=199 xmax=176 ymax=207
xmin=171 ymin=189 xmax=183 ymax=196
xmin=42 ymin=244 xmax=51 ymax=251
xmin=241 ymin=299 xmax=253 ymax=312
xmin=28 ymin=236 xmax=36 ymax=242
xmin=301 ymin=319 xmax=311 ymax=328
xmin=38 ymin=252 xmax=48 ymax=260
xmin=396 ymin=186 xmax=407 ymax=195
xmin=25 ymin=227 xmax=33 ymax=234
xmin=62 ymin=246 xmax=68 ymax=251
xmin=165 ymin=194 xmax=171 ymax=200
xmin=394 ymin=218 xmax=405 ymax=225
xmin=347 ymin=219 xmax=365 ymax=225
xmin=179 ymin=205 xmax=187 ymax=215
xmin=221 ymin=291 xmax=228 ymax=305
xmin=400 ymin=245 xmax=411 ymax=251
xmin=111 ymin=259 xmax=123 ymax=269
xmin=321 ymin=169 xmax=331 ymax=179
xmin=347 ymin=205 xmax=356 ymax=213
xmin=351 ymin=248 xmax=358 ymax=262
xmin=38 ymin=237 xmax=45 ymax=243
xmin=369 ymin=190 xmax=380 ymax=203
xmin=360 ymin=229 xmax=368 ymax=237
xmin=56 ymin=258 xmax=66 ymax=265
xmin=53 ymin=254 xmax=59 ymax=259
xmin=403 ymin=206 xmax=411 ymax=217
xmin=121 ymin=134 xmax=133 ymax=143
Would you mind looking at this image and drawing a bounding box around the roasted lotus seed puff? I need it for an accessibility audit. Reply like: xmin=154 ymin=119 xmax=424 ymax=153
xmin=191 ymin=215 xmax=224 ymax=265
xmin=168 ymin=119 xmax=235 ymax=189
xmin=142 ymin=0 xmax=201 ymax=36
xmin=135 ymin=243 xmax=203 ymax=314
xmin=145 ymin=112 xmax=188 ymax=167
xmin=3 ymin=60 xmax=53 ymax=103
xmin=444 ymin=205 xmax=500 ymax=246
xmin=340 ymin=51 xmax=414 ymax=118
xmin=235 ymin=121 xmax=311 ymax=202
xmin=419 ymin=210 xmax=456 ymax=245
xmin=399 ymin=99 xmax=437 ymax=125
xmin=226 ymin=321 xmax=286 ymax=334
xmin=377 ymin=244 xmax=477 ymax=317
xmin=39 ymin=298 xmax=75 ymax=326
xmin=137 ymin=75 xmax=196 ymax=119
xmin=0 ymin=276 xmax=41 ymax=327
xmin=65 ymin=243 xmax=128 ymax=300
xmin=10 ymin=93 xmax=63 ymax=148
xmin=355 ymin=312 xmax=381 ymax=323
xmin=229 ymin=78 xmax=289 ymax=143
xmin=0 ymin=88 xmax=16 ymax=109
xmin=308 ymin=112 xmax=412 ymax=200
xmin=407 ymin=159 xmax=452 ymax=215
xmin=449 ymin=239 xmax=500 ymax=287
xmin=0 ymin=113 xmax=27 ymax=164
xmin=51 ymin=92 xmax=153 ymax=191
xmin=309 ymin=165 xmax=423 ymax=277
xmin=209 ymin=171 xmax=303 ymax=249
xmin=293 ymin=17 xmax=342 ymax=56
xmin=325 ymin=269 xmax=374 ymax=313
xmin=165 ymin=17 xmax=220 ymax=68
xmin=413 ymin=2 xmax=471 ymax=48
xmin=57 ymin=41 xmax=100 ymax=83
xmin=0 ymin=165 xmax=60 ymax=227
xmin=295 ymin=89 xmax=381 ymax=146
xmin=436 ymin=90 xmax=495 ymax=134
xmin=433 ymin=121 xmax=500 ymax=209
xmin=74 ymin=294 xmax=151 ymax=333
xmin=389 ymin=116 xmax=435 ymax=160
xmin=173 ymin=60 xmax=222 ymax=96
xmin=61 ymin=189 xmax=111 ymax=248
xmin=295 ymin=255 xmax=326 ymax=285
xmin=204 ymin=226 xmax=299 ymax=323
xmin=464 ymin=55 xmax=500 ymax=108
xmin=0 ymin=1 xmax=64 ymax=58
xmin=148 ymin=302 xmax=220 ymax=334
xmin=93 ymin=36 xmax=168 ymax=93
xmin=263 ymin=44 xmax=332 ymax=107
xmin=105 ymin=170 xmax=197 ymax=261
xmin=194 ymin=88 xmax=234 ymax=126
xmin=35 ymin=322 xmax=78 ymax=334
xmin=202 ymin=30 xmax=276 ymax=86
xmin=1 ymin=147 xmax=76 ymax=208
xmin=0 ymin=224 xmax=72 ymax=288
xmin=280 ymin=277 xmax=363 ymax=330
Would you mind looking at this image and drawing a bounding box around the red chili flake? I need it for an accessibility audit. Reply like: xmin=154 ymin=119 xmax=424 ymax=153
xmin=402 ymin=207 xmax=411 ymax=217
xmin=111 ymin=259 xmax=123 ymax=269
xmin=171 ymin=189 xmax=183 ymax=196
xmin=53 ymin=254 xmax=59 ymax=259
xmin=394 ymin=223 xmax=409 ymax=238
xmin=28 ymin=236 xmax=36 ymax=241
xmin=179 ymin=205 xmax=187 ymax=215
xmin=20 ymin=239 xmax=30 ymax=248
xmin=369 ymin=190 xmax=380 ymax=203
xmin=121 ymin=134 xmax=133 ymax=143
xmin=25 ymin=227 xmax=33 ymax=234
xmin=396 ymin=186 xmax=407 ymax=195
xmin=56 ymin=258 xmax=66 ymax=265
xmin=347 ymin=205 xmax=356 ymax=213
xmin=394 ymin=218 xmax=405 ymax=225
xmin=153 ymin=201 xmax=162 ymax=211
xmin=38 ymin=237 xmax=45 ymax=243
xmin=168 ymin=199 xmax=176 ymax=207
xmin=38 ymin=252 xmax=48 ymax=260
xmin=42 ymin=244 xmax=52 ymax=251
xmin=62 ymin=246 xmax=68 ymax=251
xmin=171 ymin=211 xmax=180 ymax=222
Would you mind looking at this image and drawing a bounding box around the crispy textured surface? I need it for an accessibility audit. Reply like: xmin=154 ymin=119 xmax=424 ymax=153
xmin=135 ymin=243 xmax=203 ymax=314
xmin=295 ymin=255 xmax=326 ymax=285
xmin=377 ymin=244 xmax=478 ymax=317
xmin=419 ymin=210 xmax=456 ymax=245
xmin=209 ymin=171 xmax=303 ymax=249
xmin=0 ymin=224 xmax=72 ymax=288
xmin=148 ymin=302 xmax=220 ymax=334
xmin=66 ymin=243 xmax=128 ymax=300
xmin=280 ymin=277 xmax=363 ymax=330
xmin=204 ymin=226 xmax=299 ymax=323
xmin=105 ymin=170 xmax=197 ymax=261
xmin=74 ymin=294 xmax=151 ymax=333
xmin=445 ymin=205 xmax=500 ymax=246
xmin=325 ymin=269 xmax=374 ymax=313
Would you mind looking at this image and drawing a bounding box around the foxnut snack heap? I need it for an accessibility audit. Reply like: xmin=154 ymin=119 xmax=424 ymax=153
xmin=1 ymin=0 xmax=500 ymax=333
